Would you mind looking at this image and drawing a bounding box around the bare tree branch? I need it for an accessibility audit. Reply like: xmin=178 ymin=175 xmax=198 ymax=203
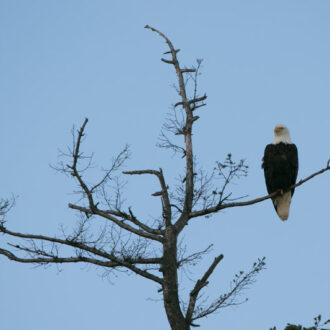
xmin=100 ymin=207 xmax=164 ymax=235
xmin=145 ymin=25 xmax=196 ymax=233
xmin=177 ymin=244 xmax=213 ymax=269
xmin=181 ymin=68 xmax=196 ymax=73
xmin=0 ymin=197 xmax=15 ymax=223
xmin=0 ymin=225 xmax=163 ymax=284
xmin=66 ymin=118 xmax=97 ymax=210
xmin=190 ymin=162 xmax=330 ymax=219
xmin=68 ymin=203 xmax=164 ymax=242
xmin=174 ymin=94 xmax=207 ymax=108
xmin=90 ymin=144 xmax=130 ymax=193
xmin=0 ymin=247 xmax=119 ymax=266
xmin=157 ymin=130 xmax=186 ymax=156
xmin=191 ymin=257 xmax=266 ymax=323
xmin=186 ymin=254 xmax=224 ymax=325
xmin=123 ymin=168 xmax=172 ymax=227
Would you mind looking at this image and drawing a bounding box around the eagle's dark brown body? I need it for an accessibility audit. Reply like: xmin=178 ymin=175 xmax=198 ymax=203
xmin=262 ymin=142 xmax=298 ymax=219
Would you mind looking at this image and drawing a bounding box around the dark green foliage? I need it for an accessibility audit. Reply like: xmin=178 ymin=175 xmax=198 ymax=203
xmin=284 ymin=325 xmax=303 ymax=330
xmin=271 ymin=315 xmax=330 ymax=330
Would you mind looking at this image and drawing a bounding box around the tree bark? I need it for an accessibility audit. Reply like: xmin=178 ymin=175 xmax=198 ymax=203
xmin=162 ymin=227 xmax=189 ymax=330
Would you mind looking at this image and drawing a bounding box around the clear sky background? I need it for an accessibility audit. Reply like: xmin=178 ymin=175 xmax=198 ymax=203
xmin=1 ymin=1 xmax=330 ymax=329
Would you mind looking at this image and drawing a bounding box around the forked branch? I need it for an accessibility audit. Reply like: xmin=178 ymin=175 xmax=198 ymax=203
xmin=186 ymin=254 xmax=224 ymax=325
xmin=67 ymin=118 xmax=96 ymax=210
xmin=191 ymin=257 xmax=266 ymax=323
xmin=68 ymin=203 xmax=164 ymax=242
xmin=0 ymin=225 xmax=163 ymax=284
xmin=123 ymin=168 xmax=172 ymax=227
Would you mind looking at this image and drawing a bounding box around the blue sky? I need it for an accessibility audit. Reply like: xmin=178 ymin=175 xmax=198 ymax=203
xmin=1 ymin=1 xmax=330 ymax=329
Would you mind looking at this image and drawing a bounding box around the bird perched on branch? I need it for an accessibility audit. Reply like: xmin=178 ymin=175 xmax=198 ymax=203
xmin=262 ymin=124 xmax=299 ymax=221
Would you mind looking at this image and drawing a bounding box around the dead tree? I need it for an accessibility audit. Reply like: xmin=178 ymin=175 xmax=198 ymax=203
xmin=1 ymin=26 xmax=329 ymax=330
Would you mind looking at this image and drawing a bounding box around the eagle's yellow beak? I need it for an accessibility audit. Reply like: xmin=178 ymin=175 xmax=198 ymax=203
xmin=274 ymin=125 xmax=281 ymax=133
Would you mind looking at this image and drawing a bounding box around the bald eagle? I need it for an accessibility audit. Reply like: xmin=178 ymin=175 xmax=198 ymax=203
xmin=262 ymin=124 xmax=298 ymax=221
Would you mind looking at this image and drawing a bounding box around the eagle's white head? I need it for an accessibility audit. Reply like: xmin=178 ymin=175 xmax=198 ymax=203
xmin=272 ymin=124 xmax=292 ymax=144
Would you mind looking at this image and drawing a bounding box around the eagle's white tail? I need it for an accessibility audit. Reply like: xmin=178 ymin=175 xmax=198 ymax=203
xmin=274 ymin=191 xmax=291 ymax=221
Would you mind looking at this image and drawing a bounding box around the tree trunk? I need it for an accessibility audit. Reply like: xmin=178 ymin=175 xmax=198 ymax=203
xmin=162 ymin=227 xmax=189 ymax=330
